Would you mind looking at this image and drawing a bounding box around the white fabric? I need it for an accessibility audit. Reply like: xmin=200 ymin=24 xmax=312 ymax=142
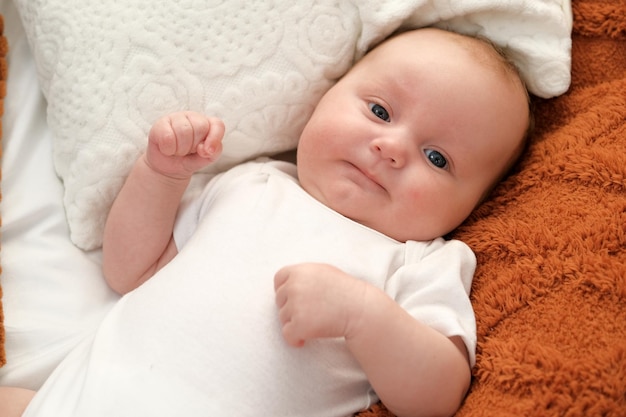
xmin=0 ymin=0 xmax=118 ymax=390
xmin=23 ymin=160 xmax=476 ymax=417
xmin=13 ymin=0 xmax=572 ymax=250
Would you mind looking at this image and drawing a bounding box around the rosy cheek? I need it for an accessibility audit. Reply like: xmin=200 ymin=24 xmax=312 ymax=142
xmin=400 ymin=179 xmax=442 ymax=217
xmin=391 ymin=189 xmax=424 ymax=227
xmin=403 ymin=185 xmax=423 ymax=205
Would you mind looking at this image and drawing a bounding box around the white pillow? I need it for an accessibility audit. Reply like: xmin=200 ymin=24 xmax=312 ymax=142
xmin=15 ymin=0 xmax=573 ymax=250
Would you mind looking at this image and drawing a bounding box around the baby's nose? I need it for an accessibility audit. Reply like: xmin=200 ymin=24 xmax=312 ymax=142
xmin=371 ymin=137 xmax=407 ymax=168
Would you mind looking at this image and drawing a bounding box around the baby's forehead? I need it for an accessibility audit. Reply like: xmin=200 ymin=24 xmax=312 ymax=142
xmin=383 ymin=29 xmax=527 ymax=101
xmin=367 ymin=29 xmax=515 ymax=75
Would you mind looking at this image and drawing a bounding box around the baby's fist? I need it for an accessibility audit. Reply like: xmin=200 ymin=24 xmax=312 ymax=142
xmin=146 ymin=111 xmax=225 ymax=179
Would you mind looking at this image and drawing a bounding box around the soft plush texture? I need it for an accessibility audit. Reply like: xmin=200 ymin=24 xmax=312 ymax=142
xmin=356 ymin=0 xmax=626 ymax=416
xmin=14 ymin=0 xmax=572 ymax=250
xmin=0 ymin=13 xmax=8 ymax=367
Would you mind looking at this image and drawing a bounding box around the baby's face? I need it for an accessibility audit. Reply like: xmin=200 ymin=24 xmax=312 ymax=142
xmin=297 ymin=28 xmax=529 ymax=242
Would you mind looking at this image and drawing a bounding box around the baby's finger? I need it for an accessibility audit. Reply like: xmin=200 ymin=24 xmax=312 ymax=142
xmin=277 ymin=302 xmax=292 ymax=326
xmin=149 ymin=116 xmax=177 ymax=156
xmin=281 ymin=321 xmax=306 ymax=348
xmin=274 ymin=268 xmax=287 ymax=293
xmin=281 ymin=320 xmax=305 ymax=347
xmin=196 ymin=141 xmax=221 ymax=161
xmin=170 ymin=112 xmax=197 ymax=155
xmin=185 ymin=112 xmax=213 ymax=149
xmin=274 ymin=265 xmax=296 ymax=292
xmin=197 ymin=118 xmax=224 ymax=156
xmin=274 ymin=284 xmax=288 ymax=309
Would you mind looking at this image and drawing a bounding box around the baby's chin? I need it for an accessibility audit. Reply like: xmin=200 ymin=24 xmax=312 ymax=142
xmin=377 ymin=219 xmax=465 ymax=243
xmin=351 ymin=218 xmax=443 ymax=243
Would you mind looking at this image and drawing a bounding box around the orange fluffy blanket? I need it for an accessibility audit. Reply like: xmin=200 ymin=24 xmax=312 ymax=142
xmin=1 ymin=1 xmax=625 ymax=415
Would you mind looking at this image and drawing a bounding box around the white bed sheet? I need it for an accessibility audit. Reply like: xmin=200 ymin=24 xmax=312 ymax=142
xmin=0 ymin=0 xmax=118 ymax=390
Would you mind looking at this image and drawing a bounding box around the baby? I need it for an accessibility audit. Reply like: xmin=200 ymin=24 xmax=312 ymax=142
xmin=3 ymin=28 xmax=530 ymax=417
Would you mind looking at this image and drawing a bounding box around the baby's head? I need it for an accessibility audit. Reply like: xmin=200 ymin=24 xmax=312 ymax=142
xmin=296 ymin=27 xmax=531 ymax=242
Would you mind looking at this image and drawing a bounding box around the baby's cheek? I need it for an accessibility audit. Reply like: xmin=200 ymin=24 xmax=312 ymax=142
xmin=396 ymin=186 xmax=453 ymax=241
xmin=401 ymin=187 xmax=426 ymax=212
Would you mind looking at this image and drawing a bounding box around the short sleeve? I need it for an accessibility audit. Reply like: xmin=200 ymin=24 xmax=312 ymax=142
xmin=172 ymin=174 xmax=217 ymax=251
xmin=385 ymin=238 xmax=477 ymax=366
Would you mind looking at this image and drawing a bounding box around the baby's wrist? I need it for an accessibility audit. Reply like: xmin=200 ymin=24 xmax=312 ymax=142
xmin=140 ymin=154 xmax=193 ymax=185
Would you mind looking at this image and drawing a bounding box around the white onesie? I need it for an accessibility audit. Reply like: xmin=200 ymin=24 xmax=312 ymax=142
xmin=24 ymin=159 xmax=476 ymax=417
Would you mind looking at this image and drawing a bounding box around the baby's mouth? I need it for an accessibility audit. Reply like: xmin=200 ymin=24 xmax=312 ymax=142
xmin=348 ymin=162 xmax=386 ymax=192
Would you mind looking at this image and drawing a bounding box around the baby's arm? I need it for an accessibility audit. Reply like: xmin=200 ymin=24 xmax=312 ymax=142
xmin=103 ymin=112 xmax=224 ymax=294
xmin=274 ymin=263 xmax=470 ymax=417
xmin=0 ymin=387 xmax=35 ymax=417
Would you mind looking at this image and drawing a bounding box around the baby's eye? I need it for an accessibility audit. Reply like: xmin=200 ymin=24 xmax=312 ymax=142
xmin=424 ymin=149 xmax=448 ymax=169
xmin=369 ymin=103 xmax=390 ymax=122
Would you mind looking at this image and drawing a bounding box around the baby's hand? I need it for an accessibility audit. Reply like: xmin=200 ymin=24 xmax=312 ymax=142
xmin=274 ymin=263 xmax=367 ymax=347
xmin=146 ymin=111 xmax=225 ymax=179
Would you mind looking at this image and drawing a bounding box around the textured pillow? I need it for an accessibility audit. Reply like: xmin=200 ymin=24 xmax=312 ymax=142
xmin=15 ymin=0 xmax=572 ymax=250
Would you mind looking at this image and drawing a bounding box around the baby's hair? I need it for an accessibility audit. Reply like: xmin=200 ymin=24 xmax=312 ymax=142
xmin=449 ymin=31 xmax=535 ymax=201
xmin=452 ymin=30 xmax=534 ymax=139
